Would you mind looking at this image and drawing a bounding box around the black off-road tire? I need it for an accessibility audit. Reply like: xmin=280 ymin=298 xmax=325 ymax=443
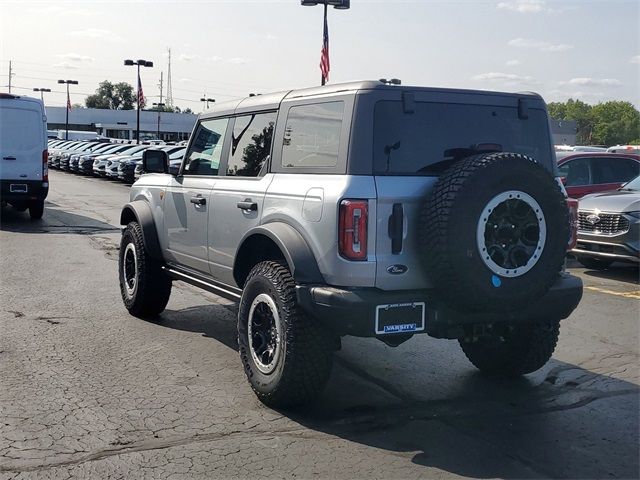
xmin=28 ymin=200 xmax=44 ymax=220
xmin=418 ymin=152 xmax=569 ymax=312
xmin=118 ymin=221 xmax=172 ymax=318
xmin=459 ymin=319 xmax=560 ymax=376
xmin=238 ymin=261 xmax=333 ymax=408
xmin=576 ymin=256 xmax=614 ymax=270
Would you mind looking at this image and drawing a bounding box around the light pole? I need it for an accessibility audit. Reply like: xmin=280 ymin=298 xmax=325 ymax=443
xmin=124 ymin=59 xmax=154 ymax=144
xmin=200 ymin=97 xmax=215 ymax=110
xmin=33 ymin=87 xmax=51 ymax=102
xmin=301 ymin=0 xmax=350 ymax=85
xmin=152 ymin=102 xmax=165 ymax=140
xmin=57 ymin=80 xmax=78 ymax=140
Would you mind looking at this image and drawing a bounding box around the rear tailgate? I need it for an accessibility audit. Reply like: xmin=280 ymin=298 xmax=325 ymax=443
xmin=374 ymin=176 xmax=436 ymax=290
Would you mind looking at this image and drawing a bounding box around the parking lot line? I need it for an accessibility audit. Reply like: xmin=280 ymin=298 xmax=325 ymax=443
xmin=584 ymin=286 xmax=640 ymax=300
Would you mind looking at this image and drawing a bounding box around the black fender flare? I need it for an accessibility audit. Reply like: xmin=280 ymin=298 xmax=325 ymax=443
xmin=120 ymin=200 xmax=163 ymax=260
xmin=234 ymin=223 xmax=324 ymax=286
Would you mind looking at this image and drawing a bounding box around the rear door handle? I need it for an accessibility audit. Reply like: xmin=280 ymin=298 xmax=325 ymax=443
xmin=2 ymin=156 xmax=16 ymax=160
xmin=190 ymin=196 xmax=206 ymax=206
xmin=237 ymin=200 xmax=258 ymax=211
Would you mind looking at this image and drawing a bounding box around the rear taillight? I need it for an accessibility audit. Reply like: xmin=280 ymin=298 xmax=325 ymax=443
xmin=43 ymin=150 xmax=49 ymax=183
xmin=567 ymin=198 xmax=578 ymax=250
xmin=339 ymin=199 xmax=368 ymax=261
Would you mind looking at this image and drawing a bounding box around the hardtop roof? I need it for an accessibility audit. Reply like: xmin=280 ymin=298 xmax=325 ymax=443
xmin=199 ymin=80 xmax=544 ymax=120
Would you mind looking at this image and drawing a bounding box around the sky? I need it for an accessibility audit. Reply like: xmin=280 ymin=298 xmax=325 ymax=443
xmin=0 ymin=0 xmax=638 ymax=111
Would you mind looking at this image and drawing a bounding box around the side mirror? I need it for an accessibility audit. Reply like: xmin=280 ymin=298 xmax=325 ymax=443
xmin=142 ymin=149 xmax=168 ymax=174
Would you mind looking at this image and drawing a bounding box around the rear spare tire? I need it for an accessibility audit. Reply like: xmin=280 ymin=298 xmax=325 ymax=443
xmin=418 ymin=152 xmax=568 ymax=312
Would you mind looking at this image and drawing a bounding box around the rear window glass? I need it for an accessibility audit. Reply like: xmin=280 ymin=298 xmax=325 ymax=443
xmin=0 ymin=107 xmax=41 ymax=150
xmin=281 ymin=101 xmax=344 ymax=169
xmin=373 ymin=101 xmax=552 ymax=175
xmin=591 ymin=157 xmax=640 ymax=184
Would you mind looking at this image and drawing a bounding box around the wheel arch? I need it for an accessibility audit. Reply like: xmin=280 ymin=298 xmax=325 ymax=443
xmin=120 ymin=200 xmax=163 ymax=260
xmin=233 ymin=223 xmax=324 ymax=288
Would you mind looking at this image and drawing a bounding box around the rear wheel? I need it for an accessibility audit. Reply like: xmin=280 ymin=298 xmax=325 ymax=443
xmin=459 ymin=319 xmax=560 ymax=376
xmin=118 ymin=221 xmax=172 ymax=318
xmin=28 ymin=200 xmax=44 ymax=220
xmin=238 ymin=261 xmax=333 ymax=408
xmin=576 ymin=256 xmax=614 ymax=270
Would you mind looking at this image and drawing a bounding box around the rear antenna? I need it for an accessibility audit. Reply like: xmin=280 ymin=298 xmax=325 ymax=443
xmin=379 ymin=78 xmax=402 ymax=85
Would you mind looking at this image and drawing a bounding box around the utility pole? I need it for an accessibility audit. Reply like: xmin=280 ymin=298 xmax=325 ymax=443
xmin=157 ymin=71 xmax=164 ymax=140
xmin=8 ymin=61 xmax=14 ymax=93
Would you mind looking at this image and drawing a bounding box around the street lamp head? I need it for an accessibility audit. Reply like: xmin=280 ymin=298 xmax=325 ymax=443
xmin=200 ymin=98 xmax=206 ymax=102
xmin=68 ymin=80 xmax=78 ymax=85
xmin=33 ymin=88 xmax=39 ymax=91
xmin=207 ymin=98 xmax=215 ymax=102
xmin=145 ymin=61 xmax=153 ymax=68
xmin=43 ymin=88 xmax=51 ymax=92
xmin=301 ymin=0 xmax=319 ymax=5
xmin=124 ymin=59 xmax=134 ymax=66
xmin=57 ymin=79 xmax=65 ymax=84
xmin=328 ymin=0 xmax=350 ymax=8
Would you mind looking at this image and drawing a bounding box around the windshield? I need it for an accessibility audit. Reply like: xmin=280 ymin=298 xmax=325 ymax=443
xmin=621 ymin=175 xmax=640 ymax=191
xmin=373 ymin=101 xmax=553 ymax=174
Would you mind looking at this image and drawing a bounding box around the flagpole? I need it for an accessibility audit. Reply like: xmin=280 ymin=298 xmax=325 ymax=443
xmin=321 ymin=2 xmax=328 ymax=86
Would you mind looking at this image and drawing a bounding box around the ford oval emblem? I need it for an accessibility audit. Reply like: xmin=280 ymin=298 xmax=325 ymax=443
xmin=387 ymin=264 xmax=408 ymax=275
xmin=586 ymin=214 xmax=601 ymax=225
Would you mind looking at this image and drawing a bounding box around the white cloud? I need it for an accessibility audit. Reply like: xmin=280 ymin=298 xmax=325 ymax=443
xmin=497 ymin=0 xmax=545 ymax=13
xmin=508 ymin=37 xmax=573 ymax=52
xmin=179 ymin=78 xmax=193 ymax=83
xmin=207 ymin=56 xmax=223 ymax=63
xmin=56 ymin=53 xmax=94 ymax=63
xmin=561 ymin=78 xmax=622 ymax=87
xmin=179 ymin=54 xmax=196 ymax=62
xmin=505 ymin=59 xmax=521 ymax=66
xmin=472 ymin=72 xmax=538 ymax=85
xmin=28 ymin=5 xmax=95 ymax=16
xmin=266 ymin=34 xmax=277 ymax=40
xmin=67 ymin=29 xmax=123 ymax=42
xmin=52 ymin=62 xmax=80 ymax=70
xmin=227 ymin=57 xmax=250 ymax=65
xmin=630 ymin=55 xmax=640 ymax=64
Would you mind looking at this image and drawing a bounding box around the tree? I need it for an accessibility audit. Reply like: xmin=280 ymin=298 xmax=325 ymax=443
xmin=235 ymin=122 xmax=274 ymax=177
xmin=85 ymin=81 xmax=135 ymax=110
xmin=590 ymin=101 xmax=640 ymax=146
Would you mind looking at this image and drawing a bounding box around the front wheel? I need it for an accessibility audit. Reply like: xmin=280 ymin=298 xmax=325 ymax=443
xmin=238 ymin=261 xmax=333 ymax=408
xmin=118 ymin=221 xmax=172 ymax=318
xmin=459 ymin=319 xmax=560 ymax=376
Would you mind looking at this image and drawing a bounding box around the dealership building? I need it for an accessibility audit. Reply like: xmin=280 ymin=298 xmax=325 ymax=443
xmin=45 ymin=106 xmax=197 ymax=141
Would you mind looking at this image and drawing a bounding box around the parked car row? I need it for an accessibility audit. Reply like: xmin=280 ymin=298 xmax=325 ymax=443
xmin=47 ymin=139 xmax=185 ymax=183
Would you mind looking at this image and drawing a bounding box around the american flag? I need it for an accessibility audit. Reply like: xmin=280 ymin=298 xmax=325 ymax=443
xmin=67 ymin=91 xmax=71 ymax=111
xmin=319 ymin=10 xmax=330 ymax=85
xmin=138 ymin=73 xmax=146 ymax=109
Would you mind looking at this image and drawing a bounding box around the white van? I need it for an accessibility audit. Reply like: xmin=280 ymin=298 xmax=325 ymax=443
xmin=0 ymin=93 xmax=48 ymax=219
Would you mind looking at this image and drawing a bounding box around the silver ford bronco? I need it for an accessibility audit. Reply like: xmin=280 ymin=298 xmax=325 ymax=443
xmin=118 ymin=81 xmax=583 ymax=408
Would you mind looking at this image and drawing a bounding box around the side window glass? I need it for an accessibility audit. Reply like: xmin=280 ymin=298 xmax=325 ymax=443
xmin=227 ymin=112 xmax=277 ymax=177
xmin=281 ymin=101 xmax=344 ymax=169
xmin=563 ymin=158 xmax=591 ymax=186
xmin=183 ymin=118 xmax=228 ymax=176
xmin=591 ymin=157 xmax=640 ymax=184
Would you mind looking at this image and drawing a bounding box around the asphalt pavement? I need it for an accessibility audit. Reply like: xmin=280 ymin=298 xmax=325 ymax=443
xmin=1 ymin=170 xmax=638 ymax=479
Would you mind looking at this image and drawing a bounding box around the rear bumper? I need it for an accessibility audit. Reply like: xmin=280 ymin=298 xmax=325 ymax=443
xmin=0 ymin=180 xmax=48 ymax=204
xmin=296 ymin=273 xmax=583 ymax=339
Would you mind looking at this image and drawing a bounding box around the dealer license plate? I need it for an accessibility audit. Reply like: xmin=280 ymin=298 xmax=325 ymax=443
xmin=375 ymin=302 xmax=425 ymax=335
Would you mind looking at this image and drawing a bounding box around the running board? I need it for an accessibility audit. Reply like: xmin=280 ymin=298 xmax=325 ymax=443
xmin=162 ymin=266 xmax=242 ymax=301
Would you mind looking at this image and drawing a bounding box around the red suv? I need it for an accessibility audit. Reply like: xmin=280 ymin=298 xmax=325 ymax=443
xmin=557 ymin=153 xmax=640 ymax=198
